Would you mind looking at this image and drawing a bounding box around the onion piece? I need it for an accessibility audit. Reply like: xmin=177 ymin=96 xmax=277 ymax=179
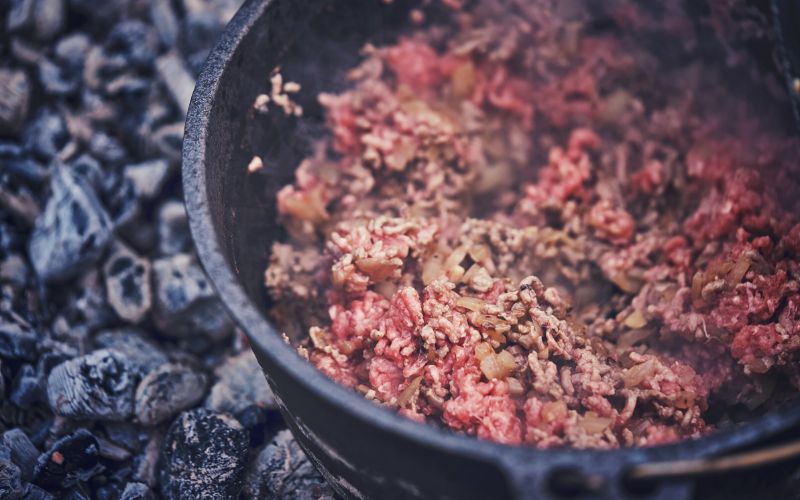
xmin=397 ymin=376 xmax=423 ymax=407
xmin=616 ymin=329 xmax=652 ymax=351
xmin=480 ymin=354 xmax=504 ymax=380
xmin=474 ymin=342 xmax=494 ymax=361
xmin=541 ymin=401 xmax=567 ymax=423
xmin=497 ymin=350 xmax=517 ymax=372
xmin=422 ymin=249 xmax=447 ymax=285
xmin=673 ymin=390 xmax=695 ymax=410
xmin=611 ymin=272 xmax=644 ymax=293
xmin=468 ymin=244 xmax=491 ymax=263
xmin=507 ymin=377 xmax=525 ymax=397
xmin=444 ymin=246 xmax=468 ymax=274
xmin=725 ymin=253 xmax=751 ymax=286
xmin=579 ymin=412 xmax=612 ymax=434
xmin=457 ymin=296 xmax=485 ymax=312
xmin=623 ymin=359 xmax=656 ymax=388
xmin=451 ymin=62 xmax=477 ymax=98
xmin=356 ymin=257 xmax=397 ymax=281
xmin=623 ymin=309 xmax=647 ymax=329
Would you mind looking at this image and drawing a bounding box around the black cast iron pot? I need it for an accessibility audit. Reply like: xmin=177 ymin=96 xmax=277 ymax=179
xmin=183 ymin=0 xmax=800 ymax=498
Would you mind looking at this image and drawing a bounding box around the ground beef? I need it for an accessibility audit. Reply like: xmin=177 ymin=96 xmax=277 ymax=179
xmin=264 ymin=0 xmax=800 ymax=448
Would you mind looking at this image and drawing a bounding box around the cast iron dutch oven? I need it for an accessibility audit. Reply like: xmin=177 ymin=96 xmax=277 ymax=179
xmin=183 ymin=0 xmax=800 ymax=498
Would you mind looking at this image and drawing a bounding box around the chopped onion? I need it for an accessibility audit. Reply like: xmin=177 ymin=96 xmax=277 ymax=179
xmin=422 ymin=251 xmax=446 ymax=285
xmin=356 ymin=257 xmax=396 ymax=281
xmin=397 ymin=376 xmax=423 ymax=407
xmin=486 ymin=328 xmax=506 ymax=343
xmin=474 ymin=342 xmax=494 ymax=361
xmin=673 ymin=390 xmax=695 ymax=410
xmin=541 ymin=401 xmax=567 ymax=423
xmin=497 ymin=350 xmax=517 ymax=372
xmin=462 ymin=264 xmax=482 ymax=284
xmin=444 ymin=246 xmax=468 ymax=273
xmin=507 ymin=377 xmax=525 ymax=397
xmin=623 ymin=359 xmax=656 ymax=388
xmin=480 ymin=354 xmax=503 ymax=379
xmin=579 ymin=412 xmax=612 ymax=434
xmin=725 ymin=253 xmax=751 ymax=286
xmin=447 ymin=264 xmax=466 ymax=283
xmin=468 ymin=244 xmax=491 ymax=263
xmin=691 ymin=271 xmax=705 ymax=303
xmin=309 ymin=327 xmax=328 ymax=349
xmin=616 ymin=329 xmax=652 ymax=351
xmin=623 ymin=309 xmax=647 ymax=329
xmin=610 ymin=272 xmax=644 ymax=293
xmin=451 ymin=61 xmax=477 ymax=98
xmin=457 ymin=296 xmax=485 ymax=312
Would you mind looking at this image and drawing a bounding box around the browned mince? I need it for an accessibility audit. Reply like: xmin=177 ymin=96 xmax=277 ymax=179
xmin=263 ymin=0 xmax=800 ymax=448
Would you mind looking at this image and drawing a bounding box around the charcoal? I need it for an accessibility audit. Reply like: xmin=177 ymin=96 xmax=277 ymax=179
xmin=155 ymin=52 xmax=195 ymax=117
xmin=243 ymin=430 xmax=334 ymax=500
xmin=106 ymin=21 xmax=157 ymax=70
xmin=106 ymin=175 xmax=140 ymax=228
xmin=7 ymin=0 xmax=35 ymax=33
xmin=0 ymin=221 xmax=24 ymax=253
xmin=150 ymin=122 xmax=183 ymax=163
xmin=152 ymin=253 xmax=233 ymax=340
xmin=0 ymin=142 xmax=47 ymax=184
xmin=10 ymin=37 xmax=43 ymax=66
xmin=54 ymin=34 xmax=90 ymax=66
xmin=0 ymin=254 xmax=30 ymax=286
xmin=23 ymin=108 xmax=68 ymax=161
xmin=0 ymin=457 xmax=24 ymax=499
xmin=159 ymin=409 xmax=249 ymax=499
xmin=95 ymin=436 xmax=131 ymax=461
xmin=32 ymin=0 xmax=65 ymax=40
xmin=131 ymin=432 xmax=161 ymax=488
xmin=33 ymin=429 xmax=102 ymax=490
xmin=103 ymin=243 xmax=151 ymax=323
xmin=0 ymin=316 xmax=37 ymax=361
xmin=105 ymin=75 xmax=150 ymax=98
xmin=123 ymin=159 xmax=170 ymax=200
xmin=38 ymin=58 xmax=80 ymax=96
xmin=0 ymin=69 xmax=31 ymax=134
xmin=134 ymin=363 xmax=207 ymax=426
xmin=206 ymin=350 xmax=277 ymax=415
xmin=66 ymin=154 xmax=103 ymax=190
xmin=46 ymin=349 xmax=135 ymax=421
xmin=68 ymin=155 xmax=139 ymax=227
xmin=180 ymin=12 xmax=223 ymax=75
xmin=92 ymin=328 xmax=167 ymax=376
xmin=102 ymin=423 xmax=147 ymax=454
xmin=56 ymin=270 xmax=117 ymax=334
xmin=3 ymin=429 xmax=40 ymax=481
xmin=149 ymin=0 xmax=179 ymax=48
xmin=62 ymin=487 xmax=90 ymax=500
xmin=10 ymin=364 xmax=45 ymax=409
xmin=28 ymin=166 xmax=113 ymax=282
xmin=22 ymin=482 xmax=54 ymax=499
xmin=120 ymin=482 xmax=153 ymax=500
xmin=156 ymin=200 xmax=190 ymax=255
xmin=89 ymin=132 xmax=127 ymax=166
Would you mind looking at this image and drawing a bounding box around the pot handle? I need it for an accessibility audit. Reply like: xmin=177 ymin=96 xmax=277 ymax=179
xmin=627 ymin=438 xmax=800 ymax=482
xmin=501 ymin=439 xmax=800 ymax=499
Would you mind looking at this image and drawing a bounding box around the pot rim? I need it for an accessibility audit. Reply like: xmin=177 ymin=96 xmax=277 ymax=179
xmin=182 ymin=0 xmax=800 ymax=472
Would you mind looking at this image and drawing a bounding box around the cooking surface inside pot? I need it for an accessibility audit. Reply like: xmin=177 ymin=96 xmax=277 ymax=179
xmin=185 ymin=0 xmax=800 ymax=497
xmin=232 ymin=0 xmax=800 ymax=450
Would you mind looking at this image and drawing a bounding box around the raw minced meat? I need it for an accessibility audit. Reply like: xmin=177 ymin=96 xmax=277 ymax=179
xmin=264 ymin=0 xmax=800 ymax=448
